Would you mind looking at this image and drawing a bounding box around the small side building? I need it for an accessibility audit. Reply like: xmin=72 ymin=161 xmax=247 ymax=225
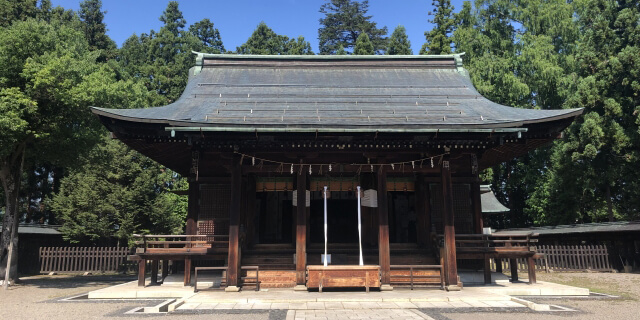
xmin=494 ymin=221 xmax=640 ymax=271
xmin=0 ymin=224 xmax=64 ymax=275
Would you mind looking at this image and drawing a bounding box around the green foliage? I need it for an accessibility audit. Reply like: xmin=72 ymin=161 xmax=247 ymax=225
xmin=0 ymin=0 xmax=39 ymax=27
xmin=422 ymin=0 xmax=454 ymax=54
xmin=387 ymin=25 xmax=412 ymax=55
xmin=336 ymin=45 xmax=347 ymax=55
xmin=451 ymin=0 xmax=639 ymax=225
xmin=118 ymin=1 xmax=224 ymax=103
xmin=237 ymin=22 xmax=314 ymax=55
xmin=530 ymin=0 xmax=640 ymax=223
xmin=237 ymin=22 xmax=289 ymax=54
xmin=189 ymin=18 xmax=225 ymax=53
xmin=318 ymin=0 xmax=387 ymax=54
xmin=50 ymin=137 xmax=187 ymax=244
xmin=354 ymin=32 xmax=374 ymax=55
xmin=0 ymin=88 xmax=36 ymax=159
xmin=78 ymin=0 xmax=116 ymax=54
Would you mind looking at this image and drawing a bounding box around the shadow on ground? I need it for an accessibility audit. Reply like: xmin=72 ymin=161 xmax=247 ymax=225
xmin=15 ymin=274 xmax=136 ymax=290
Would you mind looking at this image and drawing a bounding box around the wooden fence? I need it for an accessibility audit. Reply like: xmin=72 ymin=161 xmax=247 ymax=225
xmin=490 ymin=244 xmax=613 ymax=272
xmin=39 ymin=247 xmax=130 ymax=274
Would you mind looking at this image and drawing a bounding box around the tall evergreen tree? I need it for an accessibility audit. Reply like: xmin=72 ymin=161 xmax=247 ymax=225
xmin=159 ymin=1 xmax=185 ymax=36
xmin=237 ymin=22 xmax=313 ymax=55
xmin=118 ymin=1 xmax=205 ymax=103
xmin=527 ymin=0 xmax=640 ymax=223
xmin=236 ymin=22 xmax=290 ymax=55
xmin=354 ymin=32 xmax=374 ymax=55
xmin=189 ymin=18 xmax=225 ymax=53
xmin=78 ymin=0 xmax=115 ymax=52
xmin=421 ymin=0 xmax=454 ymax=54
xmin=318 ymin=0 xmax=387 ymax=54
xmin=0 ymin=17 xmax=152 ymax=280
xmin=288 ymin=36 xmax=314 ymax=55
xmin=450 ymin=0 xmax=579 ymax=228
xmin=387 ymin=25 xmax=412 ymax=55
xmin=51 ymin=136 xmax=187 ymax=245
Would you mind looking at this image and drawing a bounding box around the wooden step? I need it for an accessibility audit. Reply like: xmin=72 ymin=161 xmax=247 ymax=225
xmin=241 ymin=269 xmax=297 ymax=289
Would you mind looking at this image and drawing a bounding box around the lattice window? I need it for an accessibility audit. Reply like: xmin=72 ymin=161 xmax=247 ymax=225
xmin=429 ymin=183 xmax=474 ymax=234
xmin=198 ymin=184 xmax=230 ymax=236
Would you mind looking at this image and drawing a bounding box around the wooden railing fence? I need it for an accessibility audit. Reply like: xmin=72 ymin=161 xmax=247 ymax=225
xmin=39 ymin=247 xmax=130 ymax=274
xmin=490 ymin=244 xmax=613 ymax=272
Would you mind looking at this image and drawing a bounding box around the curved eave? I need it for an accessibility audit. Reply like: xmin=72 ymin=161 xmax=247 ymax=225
xmin=92 ymin=106 xmax=584 ymax=133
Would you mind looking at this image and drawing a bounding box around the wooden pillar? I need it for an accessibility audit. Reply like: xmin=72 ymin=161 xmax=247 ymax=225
xmin=162 ymin=260 xmax=169 ymax=280
xmin=471 ymin=180 xmax=483 ymax=234
xmin=151 ymin=260 xmax=158 ymax=285
xmin=226 ymin=157 xmax=242 ymax=291
xmin=527 ymin=257 xmax=537 ymax=284
xmin=415 ymin=174 xmax=431 ymax=248
xmin=295 ymin=171 xmax=308 ymax=289
xmin=186 ymin=180 xmax=199 ymax=235
xmin=441 ymin=156 xmax=459 ymax=288
xmin=510 ymin=258 xmax=519 ymax=282
xmin=137 ymin=259 xmax=146 ymax=287
xmin=377 ymin=166 xmax=392 ymax=289
xmin=183 ymin=258 xmax=191 ymax=286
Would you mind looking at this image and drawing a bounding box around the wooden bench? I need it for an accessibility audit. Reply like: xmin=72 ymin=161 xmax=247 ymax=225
xmin=438 ymin=233 xmax=540 ymax=284
xmin=306 ymin=265 xmax=380 ymax=292
xmin=130 ymin=234 xmax=229 ymax=287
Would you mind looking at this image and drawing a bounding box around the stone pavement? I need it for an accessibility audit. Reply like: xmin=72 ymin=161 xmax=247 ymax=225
xmin=174 ymin=299 xmax=524 ymax=311
xmin=286 ymin=309 xmax=435 ymax=320
xmin=86 ymin=272 xmax=589 ymax=318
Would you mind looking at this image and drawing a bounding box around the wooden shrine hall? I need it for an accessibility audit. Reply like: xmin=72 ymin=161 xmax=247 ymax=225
xmin=92 ymin=53 xmax=582 ymax=292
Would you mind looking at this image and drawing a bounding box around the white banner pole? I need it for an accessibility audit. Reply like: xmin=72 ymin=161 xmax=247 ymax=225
xmin=323 ymin=186 xmax=328 ymax=267
xmin=357 ymin=186 xmax=363 ymax=266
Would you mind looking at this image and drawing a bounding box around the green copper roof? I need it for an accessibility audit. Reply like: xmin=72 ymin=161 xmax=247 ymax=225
xmin=92 ymin=53 xmax=582 ymax=131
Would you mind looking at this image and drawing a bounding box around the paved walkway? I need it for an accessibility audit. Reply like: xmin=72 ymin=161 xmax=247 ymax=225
xmin=175 ymin=299 xmax=525 ymax=311
xmin=286 ymin=309 xmax=434 ymax=320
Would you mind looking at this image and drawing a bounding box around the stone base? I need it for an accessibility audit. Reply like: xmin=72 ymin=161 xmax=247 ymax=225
xmin=293 ymin=285 xmax=308 ymax=291
xmin=224 ymin=286 xmax=240 ymax=292
xmin=380 ymin=284 xmax=394 ymax=291
xmin=446 ymin=285 xmax=462 ymax=292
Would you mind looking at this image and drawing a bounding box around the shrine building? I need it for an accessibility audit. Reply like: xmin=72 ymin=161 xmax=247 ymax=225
xmin=92 ymin=53 xmax=582 ymax=291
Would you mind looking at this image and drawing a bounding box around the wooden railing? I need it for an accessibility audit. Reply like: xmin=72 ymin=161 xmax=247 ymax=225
xmin=133 ymin=234 xmax=229 ymax=254
xmin=39 ymin=247 xmax=129 ymax=274
xmin=436 ymin=233 xmax=540 ymax=284
xmin=390 ymin=265 xmax=444 ymax=290
xmin=491 ymin=244 xmax=613 ymax=272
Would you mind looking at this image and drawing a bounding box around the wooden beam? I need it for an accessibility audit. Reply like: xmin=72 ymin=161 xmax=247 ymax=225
xmin=471 ymin=180 xmax=483 ymax=234
xmin=226 ymin=157 xmax=242 ymax=290
xmin=441 ymin=155 xmax=459 ymax=287
xmin=186 ymin=180 xmax=199 ymax=235
xmin=377 ymin=166 xmax=391 ymax=286
xmin=295 ymin=170 xmax=308 ymax=287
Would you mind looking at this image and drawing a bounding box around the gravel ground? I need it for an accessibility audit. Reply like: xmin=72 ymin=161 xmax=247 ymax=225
xmin=0 ymin=275 xmax=270 ymax=320
xmin=441 ymin=271 xmax=640 ymax=320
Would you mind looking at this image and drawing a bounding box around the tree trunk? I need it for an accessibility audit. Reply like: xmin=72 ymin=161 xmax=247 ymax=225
xmin=606 ymin=185 xmax=614 ymax=222
xmin=0 ymin=143 xmax=26 ymax=283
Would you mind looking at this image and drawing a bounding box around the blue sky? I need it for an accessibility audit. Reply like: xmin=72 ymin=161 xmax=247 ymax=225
xmin=51 ymin=0 xmax=464 ymax=54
